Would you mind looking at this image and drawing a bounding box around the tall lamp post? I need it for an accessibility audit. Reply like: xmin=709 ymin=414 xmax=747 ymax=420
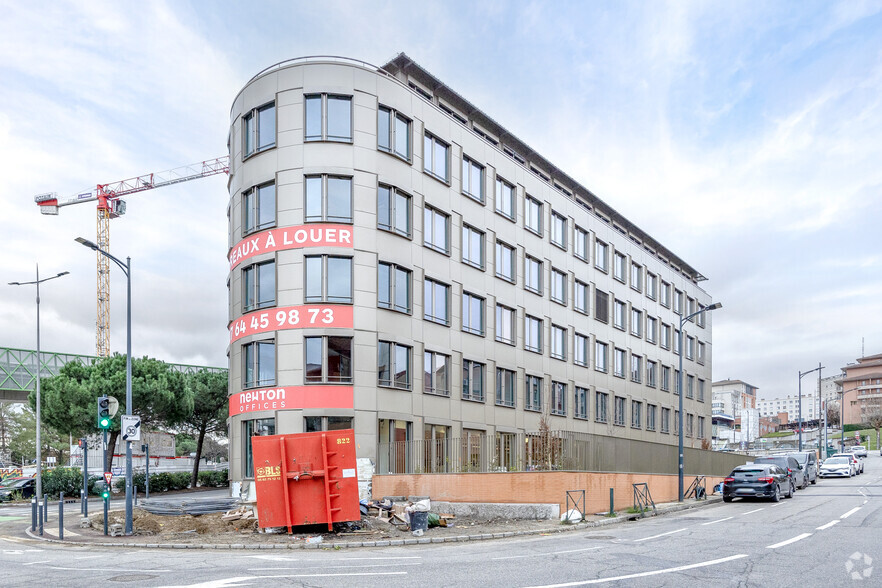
xmin=798 ymin=364 xmax=823 ymax=451
xmin=678 ymin=301 xmax=722 ymax=502
xmin=8 ymin=265 xmax=70 ymax=504
xmin=75 ymin=237 xmax=133 ymax=535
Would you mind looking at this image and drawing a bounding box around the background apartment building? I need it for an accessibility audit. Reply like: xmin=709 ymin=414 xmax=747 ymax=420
xmin=838 ymin=353 xmax=882 ymax=425
xmin=225 ymin=54 xmax=718 ymax=485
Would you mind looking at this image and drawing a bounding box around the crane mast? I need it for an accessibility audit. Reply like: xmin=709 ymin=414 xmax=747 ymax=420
xmin=35 ymin=157 xmax=230 ymax=357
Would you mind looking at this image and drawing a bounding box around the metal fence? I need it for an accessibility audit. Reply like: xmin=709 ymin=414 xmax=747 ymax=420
xmin=377 ymin=430 xmax=752 ymax=476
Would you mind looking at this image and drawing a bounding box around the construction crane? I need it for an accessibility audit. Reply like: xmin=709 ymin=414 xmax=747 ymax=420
xmin=34 ymin=157 xmax=230 ymax=357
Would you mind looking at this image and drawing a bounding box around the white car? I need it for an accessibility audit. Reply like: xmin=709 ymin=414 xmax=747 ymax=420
xmin=831 ymin=453 xmax=863 ymax=474
xmin=850 ymin=445 xmax=868 ymax=458
xmin=819 ymin=456 xmax=853 ymax=478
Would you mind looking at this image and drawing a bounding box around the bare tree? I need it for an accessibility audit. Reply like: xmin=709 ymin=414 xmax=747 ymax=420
xmin=865 ymin=402 xmax=882 ymax=451
xmin=827 ymin=403 xmax=840 ymax=428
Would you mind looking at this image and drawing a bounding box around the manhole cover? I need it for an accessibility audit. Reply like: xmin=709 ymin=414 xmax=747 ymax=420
xmin=108 ymin=574 xmax=158 ymax=582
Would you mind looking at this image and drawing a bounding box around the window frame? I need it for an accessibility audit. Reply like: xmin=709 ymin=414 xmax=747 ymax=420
xmin=377 ymin=340 xmax=412 ymax=390
xmin=595 ymin=341 xmax=608 ymax=373
xmin=551 ymin=381 xmax=567 ymax=416
xmin=304 ymin=336 xmax=353 ymax=384
xmin=525 ymin=196 xmax=543 ymax=236
xmin=574 ymin=280 xmax=589 ymax=315
xmin=614 ymin=348 xmax=626 ymax=378
xmin=495 ymin=240 xmax=516 ymax=283
xmin=574 ymin=332 xmax=589 ymax=367
xmin=423 ymin=350 xmax=450 ymax=397
xmin=495 ymin=367 xmax=516 ymax=407
xmin=461 ymin=224 xmax=485 ymax=269
xmin=525 ymin=374 xmax=543 ymax=412
xmin=243 ymin=101 xmax=276 ymax=158
xmin=525 ymin=315 xmax=543 ymax=354
xmin=595 ymin=391 xmax=608 ymax=423
xmin=575 ymin=386 xmax=589 ymax=420
xmin=631 ymin=400 xmax=642 ymax=429
xmin=551 ymin=268 xmax=567 ymax=306
xmin=550 ymin=324 xmax=567 ymax=361
xmin=462 ymin=291 xmax=485 ymax=336
xmin=305 ymin=174 xmax=353 ymax=224
xmin=574 ymin=226 xmax=589 ymax=261
xmin=550 ymin=211 xmax=567 ymax=250
xmin=242 ymin=181 xmax=276 ymax=236
xmin=423 ymin=206 xmax=450 ymax=254
xmin=613 ymin=252 xmax=627 ymax=282
xmin=242 ymin=259 xmax=276 ymax=313
xmin=525 ymin=255 xmax=543 ymax=295
xmin=304 ymin=255 xmax=353 ymax=304
xmin=494 ymin=176 xmax=516 ymax=220
xmin=243 ymin=339 xmax=275 ymax=389
xmin=304 ymin=93 xmax=352 ymax=143
xmin=495 ymin=303 xmax=515 ymax=345
xmin=377 ymin=105 xmax=412 ymax=161
xmin=423 ymin=131 xmax=450 ymax=183
xmin=595 ymin=239 xmax=609 ymax=272
xmin=423 ymin=277 xmax=450 ymax=326
xmin=461 ymin=154 xmax=485 ymax=203
xmin=614 ymin=396 xmax=626 ymax=426
xmin=462 ymin=359 xmax=485 ymax=402
xmin=377 ymin=261 xmax=412 ymax=314
xmin=377 ymin=184 xmax=412 ymax=238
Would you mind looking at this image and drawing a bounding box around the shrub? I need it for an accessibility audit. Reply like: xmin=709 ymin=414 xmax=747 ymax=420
xmin=41 ymin=468 xmax=84 ymax=497
xmin=197 ymin=469 xmax=229 ymax=487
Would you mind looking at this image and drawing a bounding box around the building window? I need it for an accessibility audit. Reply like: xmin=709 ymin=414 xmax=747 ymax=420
xmin=304 ymin=255 xmax=352 ymax=304
xmin=243 ymin=181 xmax=276 ymax=235
xmin=614 ymin=396 xmax=626 ymax=426
xmin=646 ymin=405 xmax=657 ymax=431
xmin=242 ymin=260 xmax=275 ymax=312
xmin=631 ymin=308 xmax=643 ymax=337
xmin=646 ymin=360 xmax=658 ymax=388
xmin=595 ymin=289 xmax=609 ymax=323
xmin=660 ymin=324 xmax=672 ymax=349
xmin=551 ymin=269 xmax=567 ymax=305
xmin=613 ymin=252 xmax=627 ymax=282
xmin=631 ymin=262 xmax=643 ymax=292
xmin=462 ymin=292 xmax=485 ymax=336
xmin=305 ymin=94 xmax=351 ymax=142
xmin=378 ymin=341 xmax=411 ymax=390
xmin=378 ymin=184 xmax=412 ymax=237
xmin=631 ymin=401 xmax=642 ymax=429
xmin=378 ymin=105 xmax=411 ymax=160
xmin=574 ymin=226 xmax=588 ymax=261
xmin=574 ymin=333 xmax=588 ymax=367
xmin=525 ymin=256 xmax=543 ymax=294
xmin=551 ymin=212 xmax=567 ymax=249
xmin=305 ymin=416 xmax=353 ymax=433
xmin=525 ymin=315 xmax=543 ymax=353
xmin=525 ymin=196 xmax=542 ymax=235
xmin=243 ymin=340 xmax=275 ymax=388
xmin=595 ymin=240 xmax=609 ymax=272
xmin=551 ymin=381 xmax=567 ymax=416
xmin=698 ymin=416 xmax=705 ymax=439
xmin=243 ymin=102 xmax=275 ymax=157
xmin=646 ymin=273 xmax=657 ymax=300
xmin=423 ymin=206 xmax=450 ymax=254
xmin=697 ymin=341 xmax=706 ymax=364
xmin=661 ymin=366 xmax=671 ymax=392
xmin=243 ymin=418 xmax=275 ymax=478
xmin=614 ymin=348 xmax=626 ymax=378
xmin=423 ymin=132 xmax=450 ymax=182
xmin=674 ymin=369 xmax=681 ymax=395
xmin=305 ymin=175 xmax=352 ymax=224
xmin=461 ymin=155 xmax=484 ymax=202
xmin=674 ymin=329 xmax=681 ymax=355
xmin=305 ymin=336 xmax=353 ymax=384
xmin=462 ymin=360 xmax=485 ymax=402
xmin=423 ymin=351 xmax=449 ymax=396
xmin=495 ymin=176 xmax=515 ymax=220
xmin=462 ymin=225 xmax=485 ymax=269
xmin=551 ymin=324 xmax=566 ymax=361
xmin=596 ymin=391 xmax=608 ymax=423
xmin=423 ymin=278 xmax=450 ymax=325
xmin=674 ymin=290 xmax=684 ymax=315
xmin=660 ymin=281 xmax=671 ymax=307
xmin=575 ymin=387 xmax=588 ymax=419
xmin=495 ymin=240 xmax=515 ymax=282
xmin=575 ymin=281 xmax=589 ymax=315
xmin=614 ymin=299 xmax=626 ymax=330
xmin=631 ymin=354 xmax=642 ymax=383
xmin=698 ymin=379 xmax=706 ymax=402
xmin=686 ymin=413 xmax=694 ymax=437
xmin=378 ymin=262 xmax=411 ymax=314
xmin=496 ymin=368 xmax=516 ymax=407
xmin=661 ymin=408 xmax=671 ymax=433
xmin=595 ymin=341 xmax=608 ymax=373
xmin=686 ymin=336 xmax=695 ymax=360
xmin=495 ymin=304 xmax=515 ymax=345
xmin=646 ymin=316 xmax=658 ymax=344
xmin=525 ymin=375 xmax=543 ymax=411
xmin=686 ymin=374 xmax=695 ymax=398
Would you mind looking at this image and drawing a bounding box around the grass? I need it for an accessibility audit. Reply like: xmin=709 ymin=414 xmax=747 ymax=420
xmin=761 ymin=431 xmax=796 ymax=438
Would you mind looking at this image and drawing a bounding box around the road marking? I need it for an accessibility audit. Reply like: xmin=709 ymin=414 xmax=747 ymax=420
xmin=23 ymin=560 xmax=52 ymax=566
xmin=157 ymin=572 xmax=408 ymax=587
xmin=701 ymin=517 xmax=733 ymax=526
xmin=766 ymin=533 xmax=812 ymax=549
xmin=841 ymin=507 xmax=861 ymax=519
xmin=817 ymin=520 xmax=840 ymax=530
xmin=741 ymin=508 xmax=765 ymax=515
xmin=524 ymin=554 xmax=750 ymax=587
xmin=247 ymin=563 xmax=421 ymax=571
xmin=493 ymin=546 xmax=603 ymax=560
xmin=633 ymin=528 xmax=687 ymax=542
xmin=48 ymin=566 xmax=172 ymax=573
xmin=247 ymin=555 xmax=421 ymax=561
xmin=770 ymin=503 xmax=783 ymax=508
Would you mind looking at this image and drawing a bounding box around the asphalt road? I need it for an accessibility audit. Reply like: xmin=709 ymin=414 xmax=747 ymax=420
xmin=0 ymin=457 xmax=879 ymax=587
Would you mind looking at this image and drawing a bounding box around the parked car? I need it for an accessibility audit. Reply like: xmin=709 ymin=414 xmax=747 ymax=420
xmin=0 ymin=477 xmax=36 ymax=502
xmin=723 ymin=464 xmax=793 ymax=502
xmin=849 ymin=445 xmax=868 ymax=458
xmin=819 ymin=456 xmax=853 ymax=478
xmin=788 ymin=451 xmax=819 ymax=485
xmin=753 ymin=455 xmax=807 ymax=489
xmin=832 ymin=453 xmax=863 ymax=474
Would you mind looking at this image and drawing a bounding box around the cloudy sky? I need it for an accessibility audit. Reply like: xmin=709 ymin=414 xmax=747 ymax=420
xmin=1 ymin=1 xmax=880 ymax=399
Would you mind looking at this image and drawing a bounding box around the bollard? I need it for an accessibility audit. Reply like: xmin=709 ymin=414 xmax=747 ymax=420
xmin=31 ymin=497 xmax=37 ymax=532
xmin=38 ymin=500 xmax=43 ymax=536
xmin=80 ymin=489 xmax=84 ymax=515
xmin=58 ymin=492 xmax=64 ymax=541
xmin=134 ymin=486 xmax=137 ymax=506
xmin=43 ymin=494 xmax=48 ymax=523
xmin=103 ymin=494 xmax=108 ymax=536
xmin=609 ymin=488 xmax=614 ymax=516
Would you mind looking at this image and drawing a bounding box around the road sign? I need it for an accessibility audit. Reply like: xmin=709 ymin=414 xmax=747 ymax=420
xmin=121 ymin=415 xmax=142 ymax=441
xmin=103 ymin=472 xmax=113 ymax=485
xmin=106 ymin=396 xmax=120 ymax=418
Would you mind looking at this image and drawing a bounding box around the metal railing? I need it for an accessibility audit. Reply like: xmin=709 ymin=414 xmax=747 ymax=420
xmin=633 ymin=483 xmax=656 ymax=517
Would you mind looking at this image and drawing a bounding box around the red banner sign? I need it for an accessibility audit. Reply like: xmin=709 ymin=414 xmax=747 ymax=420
xmin=229 ymin=225 xmax=354 ymax=270
xmin=230 ymin=304 xmax=353 ymax=343
xmin=229 ymin=385 xmax=354 ymax=416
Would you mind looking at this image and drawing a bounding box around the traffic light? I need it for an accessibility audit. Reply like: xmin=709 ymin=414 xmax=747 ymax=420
xmin=97 ymin=396 xmax=111 ymax=430
xmin=100 ymin=486 xmax=111 ymax=501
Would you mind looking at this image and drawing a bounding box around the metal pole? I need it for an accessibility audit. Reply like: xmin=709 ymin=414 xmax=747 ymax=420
xmin=818 ymin=364 xmax=823 ymax=449
xmin=103 ymin=492 xmax=108 ymax=536
xmin=609 ymin=488 xmax=614 ymax=516
xmin=35 ymin=264 xmax=42 ymax=504
xmin=798 ymin=371 xmax=803 ymax=451
xmin=124 ymin=256 xmax=133 ymax=536
xmin=82 ymin=439 xmax=88 ymax=517
xmin=31 ymin=497 xmax=36 ymax=532
xmin=678 ymin=319 xmax=684 ymax=502
xmin=38 ymin=497 xmax=43 ymax=536
xmin=144 ymin=443 xmax=150 ymax=499
xmin=58 ymin=492 xmax=63 ymax=541
xmin=43 ymin=493 xmax=48 ymax=523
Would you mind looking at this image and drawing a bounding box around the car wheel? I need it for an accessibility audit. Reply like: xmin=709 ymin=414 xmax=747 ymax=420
xmin=811 ymin=476 xmax=817 ymax=485
xmin=786 ymin=481 xmax=794 ymax=498
xmin=723 ymin=496 xmax=733 ymax=503
xmin=771 ymin=485 xmax=781 ymax=502
xmin=802 ymin=477 xmax=809 ymax=490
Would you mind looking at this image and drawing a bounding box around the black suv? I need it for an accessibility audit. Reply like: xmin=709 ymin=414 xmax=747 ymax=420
xmin=723 ymin=464 xmax=792 ymax=502
xmin=753 ymin=456 xmax=806 ymax=490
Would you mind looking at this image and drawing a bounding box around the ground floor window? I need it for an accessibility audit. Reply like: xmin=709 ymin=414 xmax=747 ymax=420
xmin=304 ymin=416 xmax=353 ymax=432
xmin=243 ymin=417 xmax=275 ymax=478
xmin=378 ymin=418 xmax=411 ymax=473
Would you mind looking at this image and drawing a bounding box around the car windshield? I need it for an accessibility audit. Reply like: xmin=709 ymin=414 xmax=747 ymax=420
xmin=825 ymin=458 xmax=848 ymax=464
xmin=790 ymin=454 xmax=807 ymax=464
xmin=734 ymin=468 xmax=766 ymax=474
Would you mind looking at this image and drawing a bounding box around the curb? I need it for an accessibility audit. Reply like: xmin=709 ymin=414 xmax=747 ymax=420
xmin=22 ymin=497 xmax=723 ymax=549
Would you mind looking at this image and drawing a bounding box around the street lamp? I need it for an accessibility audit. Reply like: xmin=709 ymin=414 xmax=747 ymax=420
xmin=75 ymin=237 xmax=133 ymax=535
xmin=678 ymin=301 xmax=722 ymax=502
xmin=798 ymin=364 xmax=823 ymax=451
xmin=8 ymin=264 xmax=70 ymax=503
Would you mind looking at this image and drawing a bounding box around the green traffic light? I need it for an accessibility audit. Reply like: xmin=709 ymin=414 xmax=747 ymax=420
xmin=101 ymin=489 xmax=110 ymax=500
xmin=98 ymin=417 xmax=111 ymax=429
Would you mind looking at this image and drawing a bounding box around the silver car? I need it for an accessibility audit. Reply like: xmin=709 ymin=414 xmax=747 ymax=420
xmin=850 ymin=445 xmax=868 ymax=458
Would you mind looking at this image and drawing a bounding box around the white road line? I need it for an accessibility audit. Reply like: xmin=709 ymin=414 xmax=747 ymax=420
xmin=817 ymin=520 xmax=840 ymax=530
xmin=741 ymin=508 xmax=765 ymax=515
xmin=841 ymin=507 xmax=862 ymax=519
xmin=247 ymin=563 xmax=421 ymax=571
xmin=23 ymin=560 xmax=52 ymax=566
xmin=633 ymin=528 xmax=687 ymax=542
xmin=247 ymin=555 xmax=421 ymax=561
xmin=524 ymin=554 xmax=750 ymax=587
xmin=701 ymin=517 xmax=733 ymax=526
xmin=493 ymin=546 xmax=603 ymax=560
xmin=48 ymin=566 xmax=172 ymax=573
xmin=158 ymin=572 xmax=408 ymax=587
xmin=770 ymin=503 xmax=783 ymax=508
xmin=766 ymin=533 xmax=812 ymax=549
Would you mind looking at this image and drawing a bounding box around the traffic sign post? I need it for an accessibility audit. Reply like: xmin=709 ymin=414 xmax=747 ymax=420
xmin=121 ymin=415 xmax=141 ymax=442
